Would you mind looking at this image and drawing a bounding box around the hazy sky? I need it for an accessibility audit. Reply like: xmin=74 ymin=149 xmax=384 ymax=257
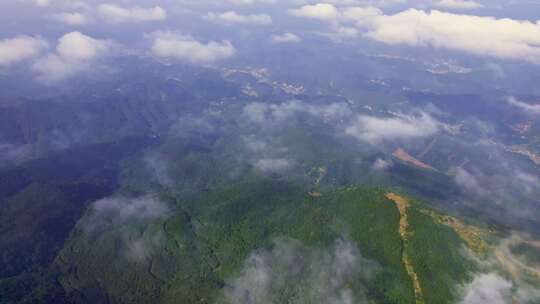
xmin=1 ymin=0 xmax=540 ymax=83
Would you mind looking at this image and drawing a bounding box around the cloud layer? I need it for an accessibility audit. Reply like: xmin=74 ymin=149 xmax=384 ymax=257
xmin=507 ymin=96 xmax=540 ymax=114
xmin=271 ymin=32 xmax=302 ymax=43
xmin=205 ymin=11 xmax=272 ymax=25
xmin=461 ymin=274 xmax=513 ymax=304
xmin=84 ymin=195 xmax=169 ymax=232
xmin=223 ymin=237 xmax=378 ymax=304
xmin=434 ymin=0 xmax=482 ymax=10
xmin=0 ymin=36 xmax=47 ymax=66
xmin=243 ymin=100 xmax=351 ymax=126
xmin=98 ymin=4 xmax=167 ymax=23
xmin=151 ymin=32 xmax=235 ymax=63
xmin=345 ymin=112 xmax=439 ymax=144
xmin=288 ymin=3 xmax=341 ymax=21
xmin=32 ymin=31 xmax=110 ymax=82
xmin=290 ymin=3 xmax=540 ymax=63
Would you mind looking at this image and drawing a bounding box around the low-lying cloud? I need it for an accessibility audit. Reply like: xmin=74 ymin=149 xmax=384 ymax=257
xmin=0 ymin=36 xmax=47 ymax=67
xmin=433 ymin=0 xmax=482 ymax=10
xmin=254 ymin=158 xmax=292 ymax=173
xmin=288 ymin=3 xmax=341 ymax=21
xmin=151 ymin=32 xmax=235 ymax=63
xmin=98 ymin=4 xmax=167 ymax=23
xmin=271 ymin=32 xmax=302 ymax=43
xmin=205 ymin=11 xmax=272 ymax=25
xmin=290 ymin=4 xmax=540 ymax=63
xmin=461 ymin=273 xmax=513 ymax=304
xmin=243 ymin=100 xmax=351 ymax=126
xmin=53 ymin=12 xmax=91 ymax=25
xmin=345 ymin=112 xmax=439 ymax=144
xmin=507 ymin=96 xmax=540 ymax=114
xmin=32 ymin=31 xmax=111 ymax=82
xmin=84 ymin=195 xmax=169 ymax=232
xmin=363 ymin=9 xmax=540 ymax=63
xmin=0 ymin=143 xmax=33 ymax=166
xmin=222 ymin=237 xmax=378 ymax=304
xmin=454 ymin=164 xmax=540 ymax=201
xmin=454 ymin=166 xmax=488 ymax=197
xmin=372 ymin=158 xmax=392 ymax=170
xmin=123 ymin=230 xmax=165 ymax=261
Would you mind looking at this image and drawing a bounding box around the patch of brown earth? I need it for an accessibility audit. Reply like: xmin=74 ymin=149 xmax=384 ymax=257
xmin=421 ymin=210 xmax=490 ymax=257
xmin=308 ymin=191 xmax=322 ymax=197
xmin=393 ymin=148 xmax=435 ymax=170
xmin=506 ymin=146 xmax=540 ymax=166
xmin=386 ymin=193 xmax=424 ymax=304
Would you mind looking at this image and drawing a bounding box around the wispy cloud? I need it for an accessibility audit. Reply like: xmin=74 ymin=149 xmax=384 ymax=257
xmin=243 ymin=100 xmax=351 ymax=126
xmin=32 ymin=31 xmax=111 ymax=83
xmin=98 ymin=4 xmax=167 ymax=23
xmin=0 ymin=36 xmax=47 ymax=67
xmin=52 ymin=12 xmax=91 ymax=25
xmin=288 ymin=3 xmax=341 ymax=21
xmin=289 ymin=4 xmax=540 ymax=63
xmin=507 ymin=96 xmax=540 ymax=114
xmin=150 ymin=32 xmax=235 ymax=63
xmin=271 ymin=32 xmax=302 ymax=43
xmin=205 ymin=11 xmax=272 ymax=25
xmin=433 ymin=0 xmax=482 ymax=10
xmin=83 ymin=195 xmax=169 ymax=233
xmin=254 ymin=158 xmax=292 ymax=173
xmin=345 ymin=112 xmax=439 ymax=144
xmin=223 ymin=237 xmax=379 ymax=304
xmin=461 ymin=273 xmax=513 ymax=304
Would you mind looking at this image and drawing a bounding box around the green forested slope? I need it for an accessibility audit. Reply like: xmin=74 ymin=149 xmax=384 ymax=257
xmin=54 ymin=180 xmax=474 ymax=304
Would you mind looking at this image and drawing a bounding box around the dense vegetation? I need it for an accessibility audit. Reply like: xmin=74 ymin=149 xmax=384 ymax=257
xmin=49 ymin=180 xmax=474 ymax=304
xmin=0 ymin=137 xmax=157 ymax=304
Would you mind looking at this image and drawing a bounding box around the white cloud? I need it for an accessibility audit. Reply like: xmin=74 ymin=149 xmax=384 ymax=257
xmin=84 ymin=195 xmax=169 ymax=232
xmin=372 ymin=158 xmax=392 ymax=170
xmin=461 ymin=274 xmax=513 ymax=304
xmin=123 ymin=231 xmax=164 ymax=261
xmin=288 ymin=3 xmax=340 ymax=21
xmin=32 ymin=54 xmax=78 ymax=83
xmin=224 ymin=237 xmax=377 ymax=304
xmin=53 ymin=12 xmax=90 ymax=25
xmin=454 ymin=167 xmax=488 ymax=197
xmin=56 ymin=31 xmax=108 ymax=61
xmin=244 ymin=102 xmax=269 ymax=124
xmin=82 ymin=195 xmax=169 ymax=260
xmin=20 ymin=0 xmax=90 ymax=9
xmin=243 ymin=100 xmax=351 ymax=126
xmin=0 ymin=36 xmax=47 ymax=67
xmin=362 ymin=9 xmax=540 ymax=63
xmin=507 ymin=96 xmax=540 ymax=114
xmin=0 ymin=143 xmax=33 ymax=165
xmin=244 ymin=137 xmax=270 ymax=153
xmin=32 ymin=31 xmax=110 ymax=82
xmin=254 ymin=158 xmax=292 ymax=173
xmin=434 ymin=0 xmax=482 ymax=10
xmin=30 ymin=0 xmax=49 ymax=6
xmin=226 ymin=0 xmax=276 ymax=4
xmin=98 ymin=4 xmax=166 ymax=23
xmin=341 ymin=6 xmax=382 ymax=25
xmin=205 ymin=11 xmax=272 ymax=25
xmin=271 ymin=32 xmax=302 ymax=43
xmin=289 ymin=5 xmax=540 ymax=63
xmin=151 ymin=32 xmax=235 ymax=63
xmin=345 ymin=112 xmax=439 ymax=144
xmin=329 ymin=25 xmax=360 ymax=39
